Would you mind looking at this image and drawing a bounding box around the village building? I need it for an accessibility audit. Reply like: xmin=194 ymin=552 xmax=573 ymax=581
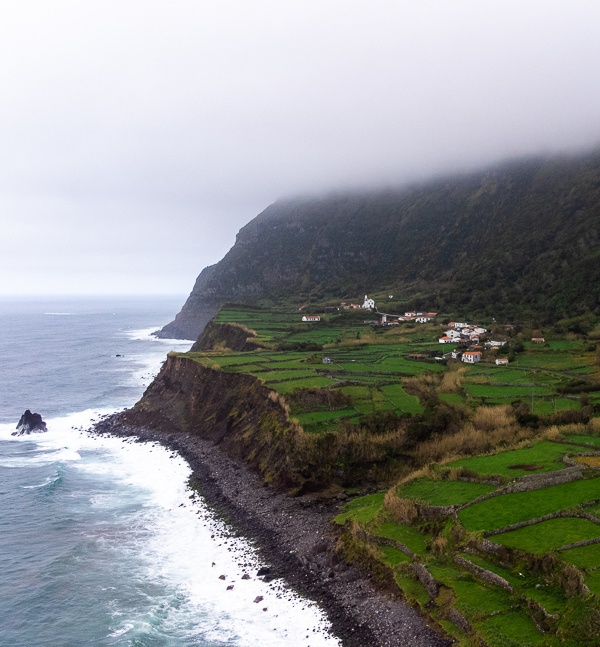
xmin=532 ymin=337 xmax=545 ymax=344
xmin=438 ymin=336 xmax=454 ymax=343
xmin=363 ymin=295 xmax=375 ymax=309
xmin=495 ymin=358 xmax=509 ymax=365
xmin=462 ymin=351 xmax=482 ymax=364
xmin=302 ymin=315 xmax=321 ymax=322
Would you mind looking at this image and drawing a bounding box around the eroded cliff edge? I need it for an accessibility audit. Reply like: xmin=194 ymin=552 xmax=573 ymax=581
xmin=102 ymin=355 xmax=450 ymax=647
xmin=122 ymin=353 xmax=316 ymax=492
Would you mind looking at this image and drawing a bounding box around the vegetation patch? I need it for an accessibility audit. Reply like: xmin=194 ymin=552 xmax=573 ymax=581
xmin=459 ymin=477 xmax=600 ymax=532
xmin=397 ymin=478 xmax=496 ymax=506
xmin=372 ymin=522 xmax=429 ymax=555
xmin=448 ymin=442 xmax=577 ymax=478
xmin=334 ymin=493 xmax=385 ymax=525
xmin=560 ymin=542 xmax=600 ymax=569
xmin=493 ymin=517 xmax=600 ymax=554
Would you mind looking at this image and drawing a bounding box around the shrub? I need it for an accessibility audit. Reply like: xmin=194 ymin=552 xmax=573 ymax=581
xmin=384 ymin=490 xmax=418 ymax=524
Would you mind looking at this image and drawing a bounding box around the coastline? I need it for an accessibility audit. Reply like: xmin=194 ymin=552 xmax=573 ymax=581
xmin=92 ymin=413 xmax=450 ymax=647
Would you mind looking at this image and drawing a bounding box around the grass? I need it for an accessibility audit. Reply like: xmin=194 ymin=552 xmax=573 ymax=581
xmin=459 ymin=476 xmax=600 ymax=532
xmin=377 ymin=545 xmax=412 ymax=566
xmin=566 ymin=434 xmax=600 ymax=447
xmin=334 ymin=493 xmax=385 ymax=525
xmin=373 ymin=522 xmax=429 ymax=555
xmin=493 ymin=517 xmax=600 ymax=553
xmin=397 ymin=478 xmax=496 ymax=506
xmin=379 ymin=383 xmax=425 ymax=414
xmin=477 ymin=610 xmax=544 ymax=647
xmin=448 ymin=441 xmax=577 ymax=478
xmin=584 ymin=571 xmax=600 ymax=595
xmin=269 ymin=376 xmax=337 ymax=393
xmin=438 ymin=392 xmax=465 ymax=405
xmin=464 ymin=384 xmax=554 ymax=398
xmin=294 ymin=408 xmax=357 ymax=426
xmin=393 ymin=569 xmax=431 ymax=607
xmin=560 ymin=542 xmax=600 ymax=568
xmin=428 ymin=563 xmax=513 ymax=620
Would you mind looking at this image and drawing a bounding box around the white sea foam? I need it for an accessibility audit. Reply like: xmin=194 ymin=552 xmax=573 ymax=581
xmin=0 ymin=409 xmax=340 ymax=645
xmin=120 ymin=326 xmax=194 ymax=346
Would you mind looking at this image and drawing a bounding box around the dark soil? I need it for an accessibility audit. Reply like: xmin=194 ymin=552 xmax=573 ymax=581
xmin=507 ymin=464 xmax=544 ymax=471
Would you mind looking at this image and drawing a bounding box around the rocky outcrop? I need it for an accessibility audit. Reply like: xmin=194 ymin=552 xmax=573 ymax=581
xmin=13 ymin=410 xmax=47 ymax=435
xmin=191 ymin=320 xmax=261 ymax=352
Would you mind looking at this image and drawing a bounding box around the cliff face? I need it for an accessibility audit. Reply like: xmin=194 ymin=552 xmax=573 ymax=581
xmin=190 ymin=320 xmax=260 ymax=352
xmin=124 ymin=351 xmax=410 ymax=492
xmin=123 ymin=354 xmax=308 ymax=491
xmin=159 ymin=150 xmax=600 ymax=339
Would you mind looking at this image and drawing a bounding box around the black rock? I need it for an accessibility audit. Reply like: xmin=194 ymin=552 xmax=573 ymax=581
xmin=256 ymin=567 xmax=271 ymax=577
xmin=13 ymin=410 xmax=48 ymax=436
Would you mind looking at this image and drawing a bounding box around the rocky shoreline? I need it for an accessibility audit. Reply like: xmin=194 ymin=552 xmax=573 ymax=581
xmin=92 ymin=414 xmax=451 ymax=647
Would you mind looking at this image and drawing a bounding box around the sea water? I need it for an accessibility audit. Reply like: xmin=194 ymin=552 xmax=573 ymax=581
xmin=0 ymin=297 xmax=337 ymax=647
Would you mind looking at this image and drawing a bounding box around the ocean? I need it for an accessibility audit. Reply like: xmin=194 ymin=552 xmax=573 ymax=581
xmin=0 ymin=296 xmax=337 ymax=647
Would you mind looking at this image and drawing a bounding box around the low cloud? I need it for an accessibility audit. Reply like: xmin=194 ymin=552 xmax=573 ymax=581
xmin=2 ymin=1 xmax=600 ymax=294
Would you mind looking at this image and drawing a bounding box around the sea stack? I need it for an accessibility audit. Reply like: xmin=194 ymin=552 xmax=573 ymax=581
xmin=13 ymin=409 xmax=48 ymax=435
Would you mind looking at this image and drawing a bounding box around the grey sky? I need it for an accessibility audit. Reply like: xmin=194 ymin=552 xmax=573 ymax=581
xmin=2 ymin=1 xmax=600 ymax=295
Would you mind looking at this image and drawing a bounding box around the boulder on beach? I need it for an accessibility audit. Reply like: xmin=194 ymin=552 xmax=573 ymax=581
xmin=13 ymin=410 xmax=48 ymax=436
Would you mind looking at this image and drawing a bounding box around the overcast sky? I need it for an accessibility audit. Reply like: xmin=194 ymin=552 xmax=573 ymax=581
xmin=2 ymin=1 xmax=600 ymax=296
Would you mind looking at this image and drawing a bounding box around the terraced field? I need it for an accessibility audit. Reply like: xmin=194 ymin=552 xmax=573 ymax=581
xmin=336 ymin=436 xmax=600 ymax=646
xmin=180 ymin=304 xmax=600 ymax=435
xmin=177 ymin=305 xmax=600 ymax=640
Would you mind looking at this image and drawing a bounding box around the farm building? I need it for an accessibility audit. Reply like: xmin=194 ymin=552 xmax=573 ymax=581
xmin=302 ymin=315 xmax=321 ymax=322
xmin=495 ymin=358 xmax=509 ymax=365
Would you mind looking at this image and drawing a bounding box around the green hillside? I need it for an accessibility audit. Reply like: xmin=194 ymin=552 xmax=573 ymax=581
xmin=160 ymin=151 xmax=600 ymax=339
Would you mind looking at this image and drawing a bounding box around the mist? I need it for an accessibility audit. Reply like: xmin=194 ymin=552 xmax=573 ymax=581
xmin=2 ymin=1 xmax=600 ymax=294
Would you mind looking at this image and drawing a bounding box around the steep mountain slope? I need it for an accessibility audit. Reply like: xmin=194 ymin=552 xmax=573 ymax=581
xmin=159 ymin=152 xmax=600 ymax=339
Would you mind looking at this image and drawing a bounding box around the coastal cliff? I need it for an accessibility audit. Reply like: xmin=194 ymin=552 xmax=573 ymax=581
xmin=100 ymin=353 xmax=450 ymax=647
xmin=122 ymin=354 xmax=308 ymax=491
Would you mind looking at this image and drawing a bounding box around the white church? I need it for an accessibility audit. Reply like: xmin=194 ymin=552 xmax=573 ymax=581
xmin=362 ymin=295 xmax=375 ymax=309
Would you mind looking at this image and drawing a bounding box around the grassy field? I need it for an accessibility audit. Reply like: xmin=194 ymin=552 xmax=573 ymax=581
xmin=336 ymin=432 xmax=600 ymax=646
xmin=396 ymin=478 xmax=496 ymax=506
xmin=459 ymin=475 xmax=600 ymax=531
xmin=183 ymin=304 xmax=599 ymax=442
xmin=448 ymin=441 xmax=580 ymax=478
xmin=493 ymin=517 xmax=600 ymax=553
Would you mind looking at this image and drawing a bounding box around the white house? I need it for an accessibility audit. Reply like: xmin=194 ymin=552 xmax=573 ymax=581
xmin=415 ymin=316 xmax=432 ymax=323
xmin=363 ymin=295 xmax=375 ymax=309
xmin=495 ymin=358 xmax=509 ymax=365
xmin=439 ymin=336 xmax=454 ymax=344
xmin=462 ymin=351 xmax=482 ymax=364
xmin=302 ymin=315 xmax=321 ymax=322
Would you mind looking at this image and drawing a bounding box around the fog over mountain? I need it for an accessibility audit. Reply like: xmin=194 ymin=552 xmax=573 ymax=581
xmin=2 ymin=1 xmax=600 ymax=295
